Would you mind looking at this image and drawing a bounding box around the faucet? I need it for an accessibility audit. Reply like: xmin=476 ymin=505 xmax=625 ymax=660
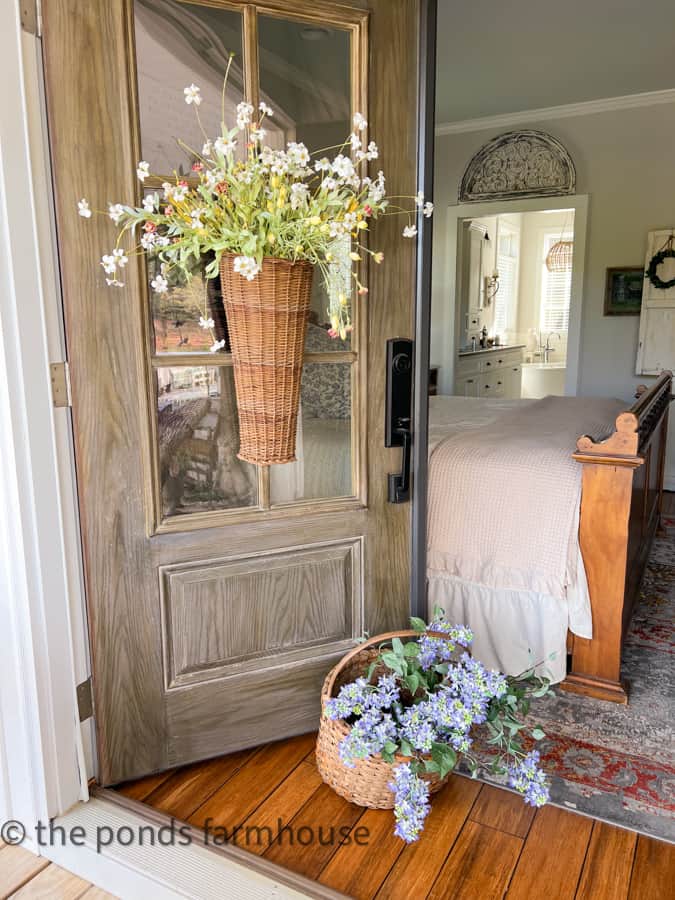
xmin=543 ymin=332 xmax=560 ymax=363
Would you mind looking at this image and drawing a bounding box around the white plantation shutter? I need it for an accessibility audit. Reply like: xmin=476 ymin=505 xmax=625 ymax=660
xmin=540 ymin=233 xmax=572 ymax=333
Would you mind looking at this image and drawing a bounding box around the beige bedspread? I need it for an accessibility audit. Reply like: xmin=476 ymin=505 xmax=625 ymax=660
xmin=427 ymin=395 xmax=626 ymax=602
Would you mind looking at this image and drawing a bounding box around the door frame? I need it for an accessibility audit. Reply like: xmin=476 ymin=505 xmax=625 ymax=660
xmin=2 ymin=0 xmax=437 ymax=839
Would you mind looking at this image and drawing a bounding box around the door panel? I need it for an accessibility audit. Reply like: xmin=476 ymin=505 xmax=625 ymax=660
xmin=42 ymin=0 xmax=419 ymax=785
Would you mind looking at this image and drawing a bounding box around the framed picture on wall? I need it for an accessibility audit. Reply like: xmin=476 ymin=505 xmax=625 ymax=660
xmin=604 ymin=266 xmax=644 ymax=315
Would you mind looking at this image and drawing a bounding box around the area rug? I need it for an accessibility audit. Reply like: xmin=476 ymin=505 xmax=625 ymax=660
xmin=468 ymin=529 xmax=675 ymax=842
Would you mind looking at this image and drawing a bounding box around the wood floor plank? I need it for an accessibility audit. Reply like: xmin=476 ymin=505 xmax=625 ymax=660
xmin=187 ymin=732 xmax=316 ymax=832
xmin=0 ymin=846 xmax=49 ymax=898
xmin=9 ymin=862 xmax=90 ymax=899
xmin=318 ymin=807 xmax=407 ymax=899
xmin=234 ymin=760 xmax=323 ymax=856
xmin=144 ymin=748 xmax=256 ymax=821
xmin=428 ymin=820 xmax=523 ymax=900
xmin=263 ymin=782 xmax=363 ymax=881
xmin=576 ymin=821 xmax=637 ymax=900
xmin=116 ymin=768 xmax=175 ymax=802
xmin=507 ymin=806 xmax=593 ymax=900
xmin=469 ymin=785 xmax=536 ymax=839
xmin=627 ymin=835 xmax=675 ymax=900
xmin=376 ymin=774 xmax=482 ymax=900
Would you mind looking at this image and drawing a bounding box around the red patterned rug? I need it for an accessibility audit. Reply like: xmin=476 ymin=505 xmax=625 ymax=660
xmin=470 ymin=530 xmax=675 ymax=842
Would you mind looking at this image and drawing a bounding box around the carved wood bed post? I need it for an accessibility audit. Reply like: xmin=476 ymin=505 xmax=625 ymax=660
xmin=562 ymin=373 xmax=672 ymax=703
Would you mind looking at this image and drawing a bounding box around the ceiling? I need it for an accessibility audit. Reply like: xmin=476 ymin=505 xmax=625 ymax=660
xmin=435 ymin=0 xmax=675 ymax=124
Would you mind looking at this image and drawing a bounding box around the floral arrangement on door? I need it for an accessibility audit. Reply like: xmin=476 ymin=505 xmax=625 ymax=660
xmin=316 ymin=610 xmax=552 ymax=842
xmin=78 ymin=59 xmax=432 ymax=465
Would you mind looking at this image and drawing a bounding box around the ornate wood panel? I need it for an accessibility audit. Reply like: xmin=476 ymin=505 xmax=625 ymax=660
xmin=459 ymin=130 xmax=576 ymax=202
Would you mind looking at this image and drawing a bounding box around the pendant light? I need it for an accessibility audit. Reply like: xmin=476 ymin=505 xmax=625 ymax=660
xmin=546 ymin=210 xmax=574 ymax=272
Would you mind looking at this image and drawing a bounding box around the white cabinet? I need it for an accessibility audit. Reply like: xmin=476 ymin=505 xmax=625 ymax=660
xmin=454 ymin=347 xmax=524 ymax=399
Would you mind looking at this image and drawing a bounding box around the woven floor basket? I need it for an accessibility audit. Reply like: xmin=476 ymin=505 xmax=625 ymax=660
xmin=316 ymin=630 xmax=452 ymax=809
xmin=219 ymin=254 xmax=313 ymax=465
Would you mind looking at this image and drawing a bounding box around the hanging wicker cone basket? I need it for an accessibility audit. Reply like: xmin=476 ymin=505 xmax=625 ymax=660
xmin=219 ymin=254 xmax=313 ymax=466
xmin=316 ymin=630 xmax=453 ymax=809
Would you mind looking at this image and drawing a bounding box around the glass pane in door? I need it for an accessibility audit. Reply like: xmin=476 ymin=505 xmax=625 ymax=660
xmin=156 ymin=365 xmax=257 ymax=516
xmin=134 ymin=0 xmax=244 ymax=175
xmin=258 ymin=15 xmax=353 ymax=340
xmin=270 ymin=362 xmax=353 ymax=504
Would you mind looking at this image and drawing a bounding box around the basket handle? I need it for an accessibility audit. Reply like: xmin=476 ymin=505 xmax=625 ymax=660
xmin=324 ymin=629 xmax=450 ymax=699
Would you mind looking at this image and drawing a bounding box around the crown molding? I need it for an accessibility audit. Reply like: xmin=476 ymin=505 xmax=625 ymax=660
xmin=436 ymin=87 xmax=675 ymax=136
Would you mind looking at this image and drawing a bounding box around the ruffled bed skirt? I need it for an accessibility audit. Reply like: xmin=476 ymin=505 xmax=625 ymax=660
xmin=427 ymin=574 xmax=588 ymax=684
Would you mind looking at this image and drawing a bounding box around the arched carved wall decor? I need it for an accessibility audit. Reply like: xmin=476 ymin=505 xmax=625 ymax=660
xmin=459 ymin=130 xmax=576 ymax=202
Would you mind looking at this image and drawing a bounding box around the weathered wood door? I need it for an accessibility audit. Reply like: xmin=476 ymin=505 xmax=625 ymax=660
xmin=42 ymin=0 xmax=421 ymax=785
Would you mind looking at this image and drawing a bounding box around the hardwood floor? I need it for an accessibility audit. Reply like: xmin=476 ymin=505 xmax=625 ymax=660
xmin=0 ymin=843 xmax=117 ymax=899
xmin=114 ymin=732 xmax=674 ymax=899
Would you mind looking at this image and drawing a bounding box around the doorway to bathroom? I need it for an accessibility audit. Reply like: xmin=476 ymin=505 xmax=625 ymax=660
xmin=431 ymin=195 xmax=587 ymax=401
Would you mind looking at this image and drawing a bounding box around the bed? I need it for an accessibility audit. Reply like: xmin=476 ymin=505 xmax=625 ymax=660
xmin=426 ymin=373 xmax=672 ymax=702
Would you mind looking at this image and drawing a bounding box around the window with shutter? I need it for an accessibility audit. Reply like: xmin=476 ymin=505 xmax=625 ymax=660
xmin=540 ymin=232 xmax=573 ymax=333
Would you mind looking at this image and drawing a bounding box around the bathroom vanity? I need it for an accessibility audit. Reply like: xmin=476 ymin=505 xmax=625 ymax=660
xmin=454 ymin=345 xmax=525 ymax=399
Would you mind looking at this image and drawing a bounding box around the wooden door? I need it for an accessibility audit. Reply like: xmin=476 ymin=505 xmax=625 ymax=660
xmin=42 ymin=0 xmax=421 ymax=784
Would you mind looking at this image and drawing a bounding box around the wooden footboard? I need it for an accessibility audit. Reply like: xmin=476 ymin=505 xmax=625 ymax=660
xmin=561 ymin=372 xmax=672 ymax=703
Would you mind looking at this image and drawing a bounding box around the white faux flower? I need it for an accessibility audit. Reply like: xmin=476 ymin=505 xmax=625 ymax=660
xmin=184 ymin=84 xmax=202 ymax=106
xmin=190 ymin=208 xmax=206 ymax=226
xmin=365 ymin=141 xmax=379 ymax=161
xmin=250 ymin=126 xmax=266 ymax=143
xmin=290 ymin=182 xmax=309 ymax=209
xmin=108 ymin=203 xmax=124 ymax=224
xmin=202 ymin=141 xmax=213 ymax=157
xmin=287 ymin=141 xmax=310 ymax=167
xmin=332 ymin=154 xmax=355 ymax=179
xmin=77 ymin=198 xmax=92 ymax=218
xmin=151 ymin=274 xmax=169 ymax=293
xmin=155 ymin=235 xmax=171 ymax=247
xmin=140 ymin=232 xmax=156 ymax=250
xmin=259 ymin=101 xmax=274 ymax=117
xmin=172 ymin=184 xmax=188 ymax=201
xmin=322 ymin=177 xmax=338 ymax=192
xmin=210 ymin=339 xmax=226 ymax=352
xmin=143 ymin=193 xmax=158 ymax=213
xmin=215 ymin=136 xmax=237 ymax=155
xmin=105 ymin=278 xmax=124 ymax=288
xmin=403 ymin=225 xmax=418 ymax=238
xmin=162 ymin=181 xmax=173 ymax=200
xmin=199 ymin=316 xmax=215 ymax=329
xmin=414 ymin=191 xmax=424 ymax=208
xmin=423 ymin=201 xmax=434 ymax=218
xmin=314 ymin=157 xmax=331 ymax=173
xmin=349 ymin=133 xmax=362 ymax=151
xmin=353 ymin=112 xmax=367 ymax=132
xmin=112 ymin=248 xmax=128 ymax=267
xmin=100 ymin=254 xmax=117 ymax=274
xmin=136 ymin=161 xmax=150 ymax=182
xmin=236 ymin=101 xmax=254 ymax=128
xmin=233 ymin=255 xmax=261 ymax=281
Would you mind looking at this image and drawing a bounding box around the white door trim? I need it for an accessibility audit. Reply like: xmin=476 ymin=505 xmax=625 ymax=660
xmin=438 ymin=194 xmax=589 ymax=395
xmin=0 ymin=4 xmax=91 ymax=832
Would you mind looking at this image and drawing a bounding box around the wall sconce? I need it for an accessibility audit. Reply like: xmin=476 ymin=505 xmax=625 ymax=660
xmin=484 ymin=272 xmax=499 ymax=305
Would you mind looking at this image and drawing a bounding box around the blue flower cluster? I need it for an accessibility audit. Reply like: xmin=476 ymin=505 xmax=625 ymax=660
xmin=418 ymin=621 xmax=474 ymax=669
xmin=389 ymin=763 xmax=430 ymax=843
xmin=325 ymin=673 xmax=400 ymax=722
xmin=508 ymin=750 xmax=550 ymax=807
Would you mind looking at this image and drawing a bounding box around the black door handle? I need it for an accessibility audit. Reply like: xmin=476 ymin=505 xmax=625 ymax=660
xmin=385 ymin=338 xmax=413 ymax=504
xmin=388 ymin=418 xmax=411 ymax=503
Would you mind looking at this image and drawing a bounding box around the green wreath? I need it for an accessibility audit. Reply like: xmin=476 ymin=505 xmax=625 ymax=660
xmin=646 ymin=247 xmax=675 ymax=290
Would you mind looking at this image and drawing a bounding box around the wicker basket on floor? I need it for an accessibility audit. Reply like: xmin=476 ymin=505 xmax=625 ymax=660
xmin=219 ymin=254 xmax=313 ymax=465
xmin=316 ymin=630 xmax=452 ymax=809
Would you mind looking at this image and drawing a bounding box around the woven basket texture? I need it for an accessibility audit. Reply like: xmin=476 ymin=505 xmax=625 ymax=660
xmin=316 ymin=631 xmax=451 ymax=809
xmin=219 ymin=254 xmax=313 ymax=465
